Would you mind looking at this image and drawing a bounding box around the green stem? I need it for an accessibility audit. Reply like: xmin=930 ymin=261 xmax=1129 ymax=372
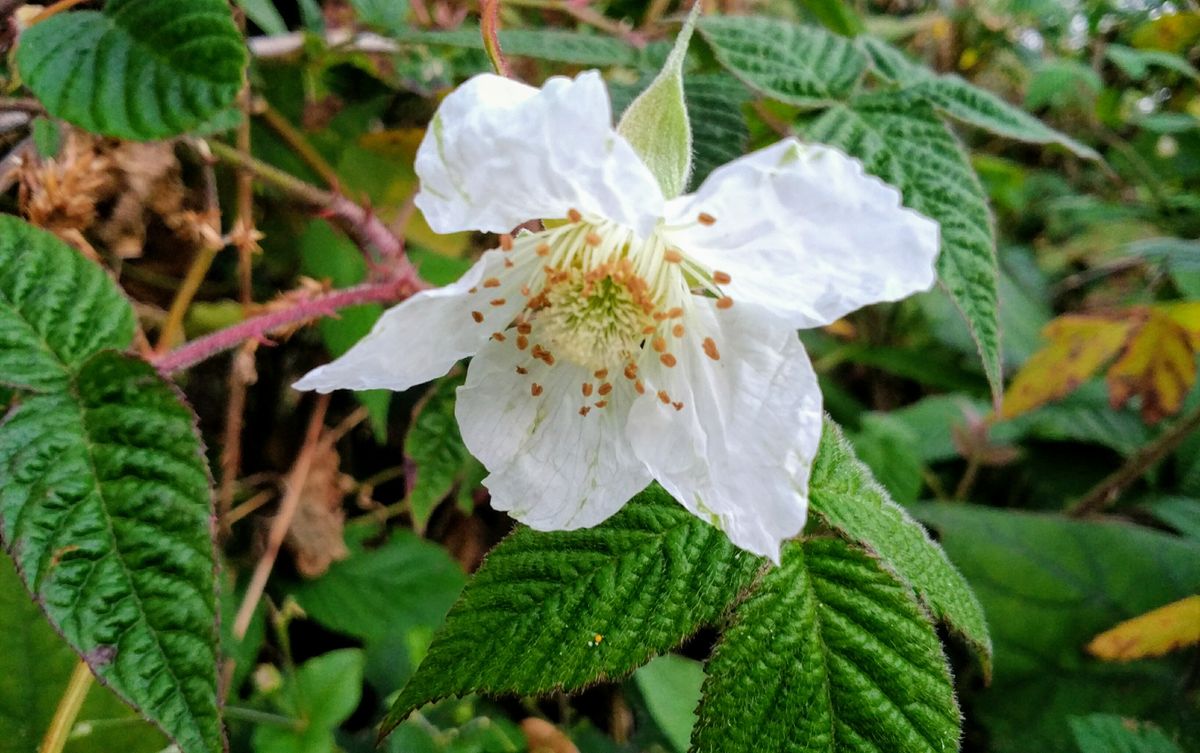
xmin=40 ymin=660 xmax=94 ymax=753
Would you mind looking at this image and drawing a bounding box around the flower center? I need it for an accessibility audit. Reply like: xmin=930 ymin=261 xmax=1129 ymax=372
xmin=539 ymin=260 xmax=657 ymax=371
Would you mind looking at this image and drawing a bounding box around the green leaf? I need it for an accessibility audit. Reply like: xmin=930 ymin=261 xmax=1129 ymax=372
xmin=807 ymin=95 xmax=1003 ymax=398
xmin=236 ymin=0 xmax=287 ymax=35
xmin=404 ymin=374 xmax=481 ymax=531
xmin=391 ymin=26 xmax=642 ymax=67
xmin=808 ymin=419 xmax=992 ymax=672
xmin=1143 ymin=497 xmax=1200 ymax=541
xmin=697 ymin=16 xmax=866 ymax=107
xmin=17 ymin=0 xmax=246 ymax=141
xmin=859 ymin=37 xmax=1098 ymax=159
xmin=299 ymin=219 xmax=390 ymax=441
xmin=848 ymin=413 xmax=924 ymax=506
xmin=617 ymin=5 xmax=698 ymax=199
xmin=0 ymin=216 xmax=134 ymax=393
xmin=291 ymin=526 xmax=465 ymax=642
xmin=1070 ymin=714 xmax=1185 ymax=753
xmin=350 ymin=0 xmax=411 ymax=35
xmin=683 ymin=75 xmax=751 ymax=190
xmin=0 ymin=556 xmax=168 ymax=753
xmin=633 ymin=655 xmax=704 ymax=753
xmin=1106 ymin=44 xmax=1200 ymax=82
xmin=382 ymin=485 xmax=762 ymax=736
xmin=692 ymin=537 xmax=960 ymax=753
xmin=0 ymin=352 xmax=219 ymax=753
xmin=253 ymin=649 xmax=365 ymax=753
xmin=798 ymin=0 xmax=864 ymax=37
xmin=916 ymin=505 xmax=1200 ymax=753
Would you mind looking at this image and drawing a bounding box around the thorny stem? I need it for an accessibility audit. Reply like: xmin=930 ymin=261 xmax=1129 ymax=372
xmin=231 ymin=393 xmax=330 ymax=640
xmin=40 ymin=660 xmax=94 ymax=753
xmin=479 ymin=0 xmax=511 ymax=77
xmin=218 ymin=341 xmax=259 ymax=531
xmin=1068 ymin=400 xmax=1200 ymax=517
xmin=152 ymin=276 xmax=423 ymax=375
xmin=234 ymin=80 xmax=257 ymax=306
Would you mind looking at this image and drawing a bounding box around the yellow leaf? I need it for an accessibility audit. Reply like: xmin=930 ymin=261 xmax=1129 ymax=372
xmin=1087 ymin=595 xmax=1200 ymax=661
xmin=1107 ymin=308 xmax=1197 ymax=423
xmin=1000 ymin=314 xmax=1135 ymax=419
xmin=1162 ymin=301 xmax=1200 ymax=347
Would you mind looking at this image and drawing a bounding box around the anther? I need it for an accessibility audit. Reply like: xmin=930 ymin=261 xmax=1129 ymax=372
xmin=642 ymin=325 xmax=657 ymax=335
xmin=713 ymin=270 xmax=732 ymax=284
xmin=635 ymin=380 xmax=646 ymax=394
xmin=471 ymin=311 xmax=484 ymax=323
xmin=521 ymin=285 xmax=532 ymax=297
xmin=568 ymin=208 xmax=582 ymax=223
xmin=703 ymin=337 xmax=720 ymax=360
xmin=579 ymin=406 xmax=591 ymax=416
xmin=586 ymin=232 xmax=602 ymax=246
xmin=652 ymin=336 xmax=667 ymax=353
xmin=516 ymin=366 xmax=528 ymax=375
xmin=536 ymin=243 xmax=551 ymax=257
xmin=716 ymin=296 xmax=734 ymax=310
xmin=500 ymin=234 xmax=514 ymax=251
xmin=598 ymin=383 xmax=613 ymax=396
xmin=624 ymin=364 xmax=638 ymax=380
xmin=490 ymin=298 xmax=506 ymax=306
xmin=517 ymin=335 xmax=529 ymax=350
xmin=657 ymin=390 xmax=671 ymax=404
xmin=660 ymin=353 xmax=677 ymax=367
xmin=664 ymin=249 xmax=683 ymax=263
xmin=672 ymin=401 xmax=684 ymax=411
xmin=504 ymin=258 xmax=514 ymax=268
xmin=594 ymin=368 xmax=608 ymax=379
xmin=517 ymin=322 xmax=532 ymax=335
xmin=595 ymin=400 xmax=608 ymax=409
xmin=531 ymin=383 xmax=543 ymax=397
xmin=672 ymin=324 xmax=685 ymax=338
xmin=583 ymin=383 xmax=594 ymax=397
xmin=469 ymin=286 xmax=478 ymax=294
xmin=698 ymin=212 xmax=716 ymax=226
xmin=668 ymin=307 xmax=684 ymax=318
xmin=483 ymin=277 xmax=501 ymax=288
xmin=491 ymin=332 xmax=506 ymax=342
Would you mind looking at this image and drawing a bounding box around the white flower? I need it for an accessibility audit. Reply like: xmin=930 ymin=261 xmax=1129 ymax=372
xmin=295 ymin=71 xmax=939 ymax=562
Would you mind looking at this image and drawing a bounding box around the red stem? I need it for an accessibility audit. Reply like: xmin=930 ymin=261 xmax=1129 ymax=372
xmin=480 ymin=0 xmax=511 ymax=77
xmin=153 ymin=274 xmax=425 ymax=376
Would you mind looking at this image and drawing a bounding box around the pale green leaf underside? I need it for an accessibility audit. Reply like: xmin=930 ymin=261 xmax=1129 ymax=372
xmin=0 ymin=216 xmax=134 ymax=393
xmin=17 ymin=0 xmax=246 ymax=140
xmin=0 ymin=352 xmax=219 ymax=753
xmin=809 ymin=419 xmax=992 ymax=675
xmin=698 ymin=16 xmax=866 ymax=106
xmin=382 ymin=486 xmax=761 ymax=736
xmin=807 ymin=95 xmax=1003 ymax=398
xmin=692 ymin=537 xmax=960 ymax=753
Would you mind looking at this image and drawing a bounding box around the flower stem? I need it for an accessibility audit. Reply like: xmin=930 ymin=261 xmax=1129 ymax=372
xmin=152 ymin=277 xmax=422 ymax=375
xmin=480 ymin=0 xmax=511 ymax=77
xmin=40 ymin=660 xmax=94 ymax=753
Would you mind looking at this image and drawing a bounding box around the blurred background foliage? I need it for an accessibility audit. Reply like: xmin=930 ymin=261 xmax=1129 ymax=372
xmin=1 ymin=0 xmax=1198 ymax=752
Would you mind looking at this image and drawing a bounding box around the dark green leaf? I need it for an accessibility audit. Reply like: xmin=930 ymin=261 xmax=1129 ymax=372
xmin=391 ymin=27 xmax=643 ymax=67
xmin=807 ymin=95 xmax=1003 ymax=398
xmin=798 ymin=0 xmax=864 ymax=37
xmin=684 ymin=75 xmax=751 ymax=190
xmin=252 ymin=649 xmax=364 ymax=753
xmin=691 ymin=537 xmax=959 ymax=753
xmin=382 ymin=486 xmax=762 ymax=735
xmin=17 ymin=0 xmax=246 ymax=140
xmin=0 ymin=352 xmax=219 ymax=753
xmin=916 ymin=504 xmax=1200 ymax=753
xmin=0 ymin=216 xmax=134 ymax=392
xmin=633 ymin=655 xmax=704 ymax=753
xmin=1070 ymin=714 xmax=1184 ymax=753
xmin=404 ymin=374 xmax=481 ymax=531
xmin=697 ymin=16 xmax=867 ymax=107
xmin=809 ymin=419 xmax=992 ymax=671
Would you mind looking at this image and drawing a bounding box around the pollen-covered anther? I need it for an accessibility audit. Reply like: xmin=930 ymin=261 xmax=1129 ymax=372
xmin=595 ymin=400 xmax=608 ymax=409
xmin=594 ymin=368 xmax=608 ymax=379
xmin=579 ymin=406 xmax=591 ymax=416
xmin=652 ymin=336 xmax=667 ymax=353
xmin=516 ymin=335 xmax=529 ymax=350
xmin=582 ymin=383 xmax=593 ymax=397
xmin=598 ymin=382 xmax=612 ymax=396
xmin=672 ymin=324 xmax=685 ymax=338
xmin=515 ymin=366 xmax=528 ymax=375
xmin=660 ymin=353 xmax=677 ymax=367
xmin=568 ymin=208 xmax=582 ymax=223
xmin=717 ymin=296 xmax=734 ymax=310
xmin=490 ymin=298 xmax=506 ymax=307
xmin=483 ymin=277 xmax=501 ymax=288
xmin=586 ymin=232 xmax=602 ymax=246
xmin=703 ymin=337 xmax=720 ymax=360
xmin=536 ymin=243 xmax=551 ymax=257
xmin=672 ymin=401 xmax=684 ymax=411
xmin=531 ymin=383 xmax=544 ymax=397
xmin=491 ymin=332 xmax=506 ymax=342
xmin=504 ymin=258 xmax=514 ymax=268
xmin=713 ymin=270 xmax=732 ymax=284
xmin=500 ymin=234 xmax=514 ymax=251
xmin=664 ymin=248 xmax=683 ymax=263
xmin=471 ymin=311 xmax=484 ymax=323
xmin=517 ymin=322 xmax=533 ymax=335
xmin=635 ymin=380 xmax=645 ymax=394
xmin=624 ymin=363 xmax=638 ymax=380
xmin=657 ymin=390 xmax=671 ymax=405
xmin=698 ymin=212 xmax=717 ymax=226
xmin=667 ymin=307 xmax=684 ymax=319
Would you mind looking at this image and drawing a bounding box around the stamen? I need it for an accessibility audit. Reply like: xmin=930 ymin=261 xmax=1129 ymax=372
xmin=594 ymin=368 xmax=608 ymax=379
xmin=483 ymin=277 xmax=501 ymax=288
xmin=582 ymin=383 xmax=593 ymax=397
xmin=664 ymin=249 xmax=683 ymax=263
xmin=660 ymin=353 xmax=677 ymax=367
xmin=642 ymin=325 xmax=657 ymax=335
xmin=657 ymin=390 xmax=671 ymax=404
xmin=536 ymin=243 xmax=551 ymax=257
xmin=713 ymin=270 xmax=732 ymax=284
xmin=673 ymin=401 xmax=684 ymax=411
xmin=672 ymin=324 xmax=685 ymax=338
xmin=516 ymin=366 xmax=528 ymax=375
xmin=598 ymin=382 xmax=612 ymax=396
xmin=568 ymin=208 xmax=582 ymax=223
xmin=579 ymin=406 xmax=591 ymax=416
xmin=668 ymin=307 xmax=684 ymax=318
xmin=469 ymin=287 xmax=478 ymax=294
xmin=500 ymin=234 xmax=514 ymax=251
xmin=703 ymin=337 xmax=720 ymax=360
xmin=517 ymin=335 xmax=529 ymax=350
xmin=652 ymin=336 xmax=667 ymax=353
xmin=595 ymin=400 xmax=608 ymax=408
xmin=698 ymin=212 xmax=716 ymax=226
xmin=517 ymin=322 xmax=533 ymax=335
xmin=624 ymin=363 xmax=638 ymax=380
xmin=504 ymin=258 xmax=514 ymax=268
xmin=491 ymin=332 xmax=506 ymax=342
xmin=531 ymin=383 xmax=544 ymax=397
xmin=635 ymin=380 xmax=646 ymax=395
xmin=586 ymin=232 xmax=602 ymax=246
xmin=717 ymin=296 xmax=734 ymax=310
xmin=471 ymin=311 xmax=484 ymax=323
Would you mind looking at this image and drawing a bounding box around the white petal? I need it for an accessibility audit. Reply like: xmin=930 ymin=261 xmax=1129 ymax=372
xmin=627 ymin=298 xmax=823 ymax=562
xmin=664 ymin=139 xmax=940 ymax=329
xmin=457 ymin=335 xmax=652 ymax=530
xmin=415 ymin=71 xmax=664 ymax=238
xmin=293 ymin=249 xmax=531 ymax=393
